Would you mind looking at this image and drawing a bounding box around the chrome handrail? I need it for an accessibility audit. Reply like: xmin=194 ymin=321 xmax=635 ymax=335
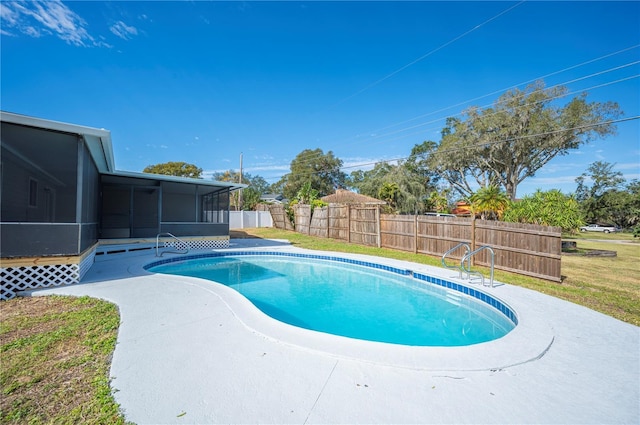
xmin=155 ymin=233 xmax=189 ymax=257
xmin=441 ymin=243 xmax=471 ymax=279
xmin=461 ymin=246 xmax=495 ymax=287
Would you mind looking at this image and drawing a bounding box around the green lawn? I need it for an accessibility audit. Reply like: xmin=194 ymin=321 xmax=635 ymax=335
xmin=565 ymin=230 xmax=638 ymax=242
xmin=0 ymin=296 xmax=128 ymax=424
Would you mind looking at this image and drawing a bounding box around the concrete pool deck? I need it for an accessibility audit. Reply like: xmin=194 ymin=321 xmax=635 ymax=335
xmin=24 ymin=238 xmax=639 ymax=424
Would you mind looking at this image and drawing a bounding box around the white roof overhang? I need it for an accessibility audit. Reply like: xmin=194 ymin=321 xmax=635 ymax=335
xmin=0 ymin=111 xmax=115 ymax=173
xmin=101 ymin=170 xmax=247 ymax=192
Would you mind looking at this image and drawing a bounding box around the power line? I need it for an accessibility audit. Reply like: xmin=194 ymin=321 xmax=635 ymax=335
xmin=363 ymin=44 xmax=640 ymax=137
xmin=258 ymin=115 xmax=639 ymax=183
xmin=364 ymin=72 xmax=640 ymax=144
xmin=267 ymin=69 xmax=639 ymax=173
xmin=270 ymin=48 xmax=639 ymax=170
xmin=321 ymin=1 xmax=527 ymax=112
xmin=367 ymin=58 xmax=640 ymax=141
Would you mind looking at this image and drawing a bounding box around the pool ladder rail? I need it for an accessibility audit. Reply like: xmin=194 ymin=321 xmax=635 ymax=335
xmin=156 ymin=233 xmax=190 ymax=257
xmin=441 ymin=243 xmax=495 ymax=288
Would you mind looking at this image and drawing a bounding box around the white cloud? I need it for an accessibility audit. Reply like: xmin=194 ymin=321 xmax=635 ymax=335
xmin=110 ymin=20 xmax=138 ymax=40
xmin=0 ymin=0 xmax=103 ymax=47
xmin=245 ymin=164 xmax=290 ymax=173
xmin=253 ymin=154 xmax=274 ymax=161
xmin=25 ymin=26 xmax=42 ymax=37
xmin=0 ymin=2 xmax=19 ymax=27
xmin=615 ymin=162 xmax=640 ymax=172
xmin=525 ymin=175 xmax=580 ymax=185
xmin=341 ymin=155 xmax=401 ymax=172
xmin=145 ymin=143 xmax=168 ymax=149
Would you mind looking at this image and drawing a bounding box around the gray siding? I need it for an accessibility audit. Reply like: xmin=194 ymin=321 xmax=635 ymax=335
xmin=0 ymin=223 xmax=81 ymax=257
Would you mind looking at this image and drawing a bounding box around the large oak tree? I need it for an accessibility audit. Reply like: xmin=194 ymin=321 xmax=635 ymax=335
xmin=277 ymin=148 xmax=347 ymax=200
xmin=428 ymin=81 xmax=622 ymax=200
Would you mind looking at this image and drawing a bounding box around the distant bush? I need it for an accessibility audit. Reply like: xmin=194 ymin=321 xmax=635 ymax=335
xmin=503 ymin=189 xmax=584 ymax=233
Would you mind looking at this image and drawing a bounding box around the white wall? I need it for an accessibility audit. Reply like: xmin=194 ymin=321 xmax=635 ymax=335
xmin=229 ymin=211 xmax=273 ymax=229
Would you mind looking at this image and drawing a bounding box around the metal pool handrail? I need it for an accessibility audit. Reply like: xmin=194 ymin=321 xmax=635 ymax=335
xmin=156 ymin=233 xmax=189 ymax=257
xmin=441 ymin=242 xmax=471 ymax=280
xmin=461 ymin=246 xmax=495 ymax=287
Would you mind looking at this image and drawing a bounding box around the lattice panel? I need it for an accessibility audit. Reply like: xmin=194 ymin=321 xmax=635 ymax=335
xmin=165 ymin=239 xmax=229 ymax=250
xmin=1 ymin=264 xmax=80 ymax=301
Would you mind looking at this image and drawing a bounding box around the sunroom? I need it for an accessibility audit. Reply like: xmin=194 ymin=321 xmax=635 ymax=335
xmin=0 ymin=111 xmax=244 ymax=299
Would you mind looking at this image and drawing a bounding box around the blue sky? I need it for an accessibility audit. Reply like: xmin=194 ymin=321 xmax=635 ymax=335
xmin=2 ymin=0 xmax=639 ymax=197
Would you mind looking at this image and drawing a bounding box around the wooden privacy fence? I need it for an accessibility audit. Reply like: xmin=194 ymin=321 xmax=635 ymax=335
xmin=269 ymin=204 xmax=562 ymax=282
xmin=269 ymin=204 xmax=294 ymax=231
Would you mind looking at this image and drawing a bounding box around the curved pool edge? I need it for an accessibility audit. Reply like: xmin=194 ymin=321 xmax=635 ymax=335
xmin=143 ymin=247 xmax=556 ymax=372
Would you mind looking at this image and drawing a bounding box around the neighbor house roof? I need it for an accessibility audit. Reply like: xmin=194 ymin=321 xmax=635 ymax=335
xmin=260 ymin=194 xmax=284 ymax=201
xmin=321 ymin=189 xmax=386 ymax=205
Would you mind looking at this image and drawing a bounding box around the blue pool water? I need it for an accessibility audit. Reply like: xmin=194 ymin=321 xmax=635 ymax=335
xmin=147 ymin=254 xmax=515 ymax=346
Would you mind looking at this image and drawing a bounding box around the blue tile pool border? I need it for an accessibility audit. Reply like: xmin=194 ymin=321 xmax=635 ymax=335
xmin=145 ymin=251 xmax=518 ymax=326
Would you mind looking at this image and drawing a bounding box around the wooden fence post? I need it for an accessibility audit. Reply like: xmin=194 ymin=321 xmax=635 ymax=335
xmin=326 ymin=204 xmax=330 ymax=238
xmin=414 ymin=214 xmax=418 ymax=254
xmin=347 ymin=205 xmax=351 ymax=243
xmin=471 ymin=218 xmax=477 ymax=266
xmin=376 ymin=206 xmax=381 ymax=248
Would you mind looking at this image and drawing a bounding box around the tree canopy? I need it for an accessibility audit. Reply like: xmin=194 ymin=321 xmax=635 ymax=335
xmin=350 ymin=152 xmax=440 ymax=214
xmin=213 ymin=170 xmax=270 ymax=194
xmin=276 ymin=148 xmax=347 ymax=200
xmin=470 ymin=185 xmax=509 ymax=220
xmin=213 ymin=170 xmax=270 ymax=211
xmin=428 ymin=81 xmax=622 ymax=200
xmin=143 ymin=161 xmax=203 ymax=179
xmin=576 ymin=161 xmax=639 ymax=228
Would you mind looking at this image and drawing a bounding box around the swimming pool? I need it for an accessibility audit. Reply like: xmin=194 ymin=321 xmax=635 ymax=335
xmin=147 ymin=252 xmax=516 ymax=347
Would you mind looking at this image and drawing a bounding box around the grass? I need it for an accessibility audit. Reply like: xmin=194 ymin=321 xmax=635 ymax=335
xmin=565 ymin=231 xmax=639 ymax=242
xmin=0 ymin=295 xmax=127 ymax=424
xmin=231 ymin=228 xmax=640 ymax=326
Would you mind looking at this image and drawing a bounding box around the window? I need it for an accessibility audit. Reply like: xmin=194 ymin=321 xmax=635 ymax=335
xmin=29 ymin=178 xmax=38 ymax=207
xmin=201 ymin=190 xmax=229 ymax=223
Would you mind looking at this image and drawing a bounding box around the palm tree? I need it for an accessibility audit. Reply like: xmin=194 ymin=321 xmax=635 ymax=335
xmin=296 ymin=181 xmax=319 ymax=204
xmin=378 ymin=182 xmax=399 ymax=211
xmin=470 ymin=185 xmax=509 ymax=220
xmin=426 ymin=190 xmax=450 ymax=213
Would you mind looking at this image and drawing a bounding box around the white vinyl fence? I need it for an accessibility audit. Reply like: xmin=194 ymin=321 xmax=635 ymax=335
xmin=229 ymin=210 xmax=273 ymax=229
